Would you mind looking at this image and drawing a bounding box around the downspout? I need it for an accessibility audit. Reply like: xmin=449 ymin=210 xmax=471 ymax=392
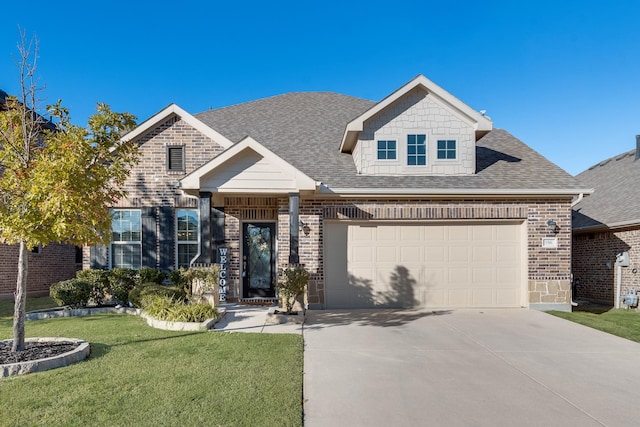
xmin=569 ymin=193 xmax=584 ymax=307
xmin=615 ymin=262 xmax=622 ymax=309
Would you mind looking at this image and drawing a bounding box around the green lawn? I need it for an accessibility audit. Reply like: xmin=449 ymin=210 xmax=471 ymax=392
xmin=548 ymin=309 xmax=640 ymax=343
xmin=0 ymin=298 xmax=303 ymax=427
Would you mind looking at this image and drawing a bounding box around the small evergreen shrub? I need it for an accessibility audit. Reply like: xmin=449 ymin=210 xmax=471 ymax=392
xmin=50 ymin=279 xmax=91 ymax=307
xmin=277 ymin=265 xmax=309 ymax=314
xmin=109 ymin=268 xmax=138 ymax=304
xmin=76 ymin=269 xmax=110 ymax=305
xmin=168 ymin=268 xmax=188 ymax=293
xmin=137 ymin=268 xmax=165 ymax=285
xmin=129 ymin=283 xmax=186 ymax=308
xmin=142 ymin=295 xmax=217 ymax=323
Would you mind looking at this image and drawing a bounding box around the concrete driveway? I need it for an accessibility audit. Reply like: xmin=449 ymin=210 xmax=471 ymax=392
xmin=303 ymin=309 xmax=640 ymax=427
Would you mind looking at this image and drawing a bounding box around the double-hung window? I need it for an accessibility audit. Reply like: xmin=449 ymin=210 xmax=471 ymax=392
xmin=407 ymin=134 xmax=427 ymax=166
xmin=176 ymin=209 xmax=199 ymax=268
xmin=437 ymin=139 xmax=457 ymax=159
xmin=377 ymin=140 xmax=397 ymax=160
xmin=111 ymin=209 xmax=142 ymax=269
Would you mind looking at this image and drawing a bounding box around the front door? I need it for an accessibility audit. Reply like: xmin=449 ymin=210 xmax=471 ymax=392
xmin=242 ymin=222 xmax=276 ymax=298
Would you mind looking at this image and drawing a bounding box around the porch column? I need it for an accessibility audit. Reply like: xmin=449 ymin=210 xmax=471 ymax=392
xmin=212 ymin=207 xmax=225 ymax=263
xmin=289 ymin=193 xmax=300 ymax=265
xmin=198 ymin=191 xmax=212 ymax=264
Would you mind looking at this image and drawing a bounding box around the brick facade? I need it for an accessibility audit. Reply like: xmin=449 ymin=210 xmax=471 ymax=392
xmin=0 ymin=243 xmax=80 ymax=299
xmin=216 ymin=197 xmax=573 ymax=308
xmin=572 ymin=227 xmax=640 ymax=304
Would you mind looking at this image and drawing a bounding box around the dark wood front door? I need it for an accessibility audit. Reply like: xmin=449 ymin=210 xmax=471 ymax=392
xmin=242 ymin=222 xmax=276 ymax=298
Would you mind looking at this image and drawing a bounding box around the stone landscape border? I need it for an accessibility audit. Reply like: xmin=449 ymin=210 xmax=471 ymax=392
xmin=1 ymin=337 xmax=89 ymax=378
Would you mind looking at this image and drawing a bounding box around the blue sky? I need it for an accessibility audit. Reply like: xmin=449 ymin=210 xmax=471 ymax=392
xmin=2 ymin=0 xmax=639 ymax=176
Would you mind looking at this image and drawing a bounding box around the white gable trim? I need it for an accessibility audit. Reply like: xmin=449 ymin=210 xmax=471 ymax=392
xmin=340 ymin=75 xmax=493 ymax=153
xmin=180 ymin=136 xmax=318 ymax=194
xmin=121 ymin=103 xmax=234 ymax=149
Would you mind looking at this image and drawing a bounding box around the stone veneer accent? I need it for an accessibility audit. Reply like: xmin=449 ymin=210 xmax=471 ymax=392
xmin=356 ymin=87 xmax=475 ymax=176
xmin=573 ymin=226 xmax=640 ymax=304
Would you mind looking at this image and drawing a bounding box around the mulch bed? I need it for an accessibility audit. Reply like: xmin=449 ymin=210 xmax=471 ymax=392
xmin=0 ymin=341 xmax=79 ymax=364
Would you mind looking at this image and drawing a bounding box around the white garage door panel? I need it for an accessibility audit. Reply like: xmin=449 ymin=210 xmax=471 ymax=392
xmin=324 ymin=222 xmax=524 ymax=309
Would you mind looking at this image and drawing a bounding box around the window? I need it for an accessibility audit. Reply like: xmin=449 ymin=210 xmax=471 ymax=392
xmin=167 ymin=146 xmax=185 ymax=172
xmin=377 ymin=140 xmax=397 ymax=160
xmin=176 ymin=209 xmax=199 ymax=268
xmin=111 ymin=209 xmax=141 ymax=269
xmin=437 ymin=140 xmax=457 ymax=159
xmin=407 ymin=134 xmax=426 ymax=166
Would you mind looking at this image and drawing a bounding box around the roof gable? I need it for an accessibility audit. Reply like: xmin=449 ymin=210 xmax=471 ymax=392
xmin=180 ymin=136 xmax=317 ymax=195
xmin=122 ymin=103 xmax=234 ymax=149
xmin=340 ymin=74 xmax=493 ymax=153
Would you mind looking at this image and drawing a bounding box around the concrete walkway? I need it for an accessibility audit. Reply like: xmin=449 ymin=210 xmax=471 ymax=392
xmin=303 ymin=309 xmax=640 ymax=427
xmin=212 ymin=304 xmax=303 ymax=334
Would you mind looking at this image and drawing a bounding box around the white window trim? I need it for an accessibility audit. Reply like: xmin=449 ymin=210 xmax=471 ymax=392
xmin=435 ymin=138 xmax=458 ymax=162
xmin=109 ymin=209 xmax=142 ymax=270
xmin=406 ymin=133 xmax=428 ymax=167
xmin=375 ymin=139 xmax=399 ymax=162
xmin=175 ymin=208 xmax=200 ymax=269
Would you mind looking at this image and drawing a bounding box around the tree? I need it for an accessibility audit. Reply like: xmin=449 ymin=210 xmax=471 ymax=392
xmin=0 ymin=31 xmax=140 ymax=352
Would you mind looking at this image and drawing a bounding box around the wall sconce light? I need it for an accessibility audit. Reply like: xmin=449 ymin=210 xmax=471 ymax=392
xmin=299 ymin=220 xmax=311 ymax=237
xmin=547 ymin=220 xmax=560 ymax=234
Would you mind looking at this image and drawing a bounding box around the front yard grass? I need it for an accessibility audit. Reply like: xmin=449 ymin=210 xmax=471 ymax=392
xmin=548 ymin=309 xmax=640 ymax=343
xmin=0 ymin=298 xmax=303 ymax=427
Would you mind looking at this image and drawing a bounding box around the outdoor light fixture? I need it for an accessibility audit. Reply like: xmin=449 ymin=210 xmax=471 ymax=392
xmin=299 ymin=220 xmax=311 ymax=236
xmin=547 ymin=220 xmax=560 ymax=234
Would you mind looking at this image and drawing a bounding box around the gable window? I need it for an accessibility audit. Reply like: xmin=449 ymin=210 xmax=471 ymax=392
xmin=111 ymin=209 xmax=142 ymax=269
xmin=407 ymin=134 xmax=426 ymax=166
xmin=437 ymin=140 xmax=457 ymax=159
xmin=167 ymin=145 xmax=185 ymax=172
xmin=377 ymin=140 xmax=397 ymax=160
xmin=176 ymin=209 xmax=199 ymax=268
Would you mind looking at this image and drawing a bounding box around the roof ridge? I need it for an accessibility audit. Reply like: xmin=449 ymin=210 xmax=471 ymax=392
xmin=586 ymin=148 xmax=636 ymax=171
xmin=196 ymin=91 xmax=373 ymax=115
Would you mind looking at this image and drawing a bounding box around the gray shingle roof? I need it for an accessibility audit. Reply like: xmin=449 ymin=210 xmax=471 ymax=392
xmin=572 ymin=150 xmax=640 ymax=230
xmin=195 ymin=92 xmax=583 ymax=192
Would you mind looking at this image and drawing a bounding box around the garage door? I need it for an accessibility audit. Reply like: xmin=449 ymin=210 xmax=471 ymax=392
xmin=324 ymin=222 xmax=524 ymax=309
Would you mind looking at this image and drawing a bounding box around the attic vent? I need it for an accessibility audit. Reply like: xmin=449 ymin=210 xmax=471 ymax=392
xmin=167 ymin=146 xmax=185 ymax=172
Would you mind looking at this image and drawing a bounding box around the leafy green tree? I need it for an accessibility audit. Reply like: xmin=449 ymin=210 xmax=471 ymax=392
xmin=0 ymin=31 xmax=139 ymax=351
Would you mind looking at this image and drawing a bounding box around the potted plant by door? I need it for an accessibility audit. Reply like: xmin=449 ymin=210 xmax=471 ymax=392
xmin=268 ymin=265 xmax=308 ymax=324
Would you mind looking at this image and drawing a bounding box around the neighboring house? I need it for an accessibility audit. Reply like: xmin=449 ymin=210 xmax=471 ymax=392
xmin=572 ymin=141 xmax=640 ymax=305
xmin=86 ymin=75 xmax=589 ymax=311
xmin=0 ymin=89 xmax=81 ymax=299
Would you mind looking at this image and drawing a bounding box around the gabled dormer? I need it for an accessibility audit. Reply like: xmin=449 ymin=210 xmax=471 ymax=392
xmin=340 ymin=75 xmax=492 ymax=176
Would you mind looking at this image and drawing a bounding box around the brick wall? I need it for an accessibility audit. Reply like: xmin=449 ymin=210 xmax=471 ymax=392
xmin=0 ymin=243 xmax=80 ymax=298
xmin=219 ymin=197 xmax=573 ymax=308
xmin=572 ymin=227 xmax=640 ymax=304
xmin=114 ymin=116 xmax=225 ymax=208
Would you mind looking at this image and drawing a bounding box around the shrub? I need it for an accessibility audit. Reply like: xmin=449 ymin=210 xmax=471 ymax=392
xmin=76 ymin=269 xmax=110 ymax=306
xmin=129 ymin=283 xmax=187 ymax=308
xmin=137 ymin=268 xmax=165 ymax=285
xmin=183 ymin=266 xmax=220 ymax=301
xmin=142 ymin=295 xmax=217 ymax=323
xmin=168 ymin=268 xmax=188 ymax=293
xmin=109 ymin=268 xmax=138 ymax=304
xmin=50 ymin=279 xmax=91 ymax=307
xmin=277 ymin=265 xmax=309 ymax=314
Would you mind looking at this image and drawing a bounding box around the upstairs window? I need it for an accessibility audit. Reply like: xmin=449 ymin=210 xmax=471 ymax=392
xmin=167 ymin=145 xmax=185 ymax=172
xmin=111 ymin=209 xmax=142 ymax=269
xmin=407 ymin=134 xmax=426 ymax=166
xmin=377 ymin=140 xmax=397 ymax=160
xmin=437 ymin=140 xmax=457 ymax=159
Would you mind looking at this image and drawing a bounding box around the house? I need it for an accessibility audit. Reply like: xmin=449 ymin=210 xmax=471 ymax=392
xmin=0 ymin=89 xmax=81 ymax=299
xmin=572 ymin=140 xmax=640 ymax=305
xmin=86 ymin=75 xmax=589 ymax=311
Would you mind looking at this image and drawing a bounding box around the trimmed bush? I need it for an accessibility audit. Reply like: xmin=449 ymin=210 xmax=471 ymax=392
xmin=142 ymin=295 xmax=217 ymax=323
xmin=76 ymin=269 xmax=110 ymax=306
xmin=137 ymin=268 xmax=165 ymax=285
xmin=109 ymin=268 xmax=138 ymax=304
xmin=129 ymin=283 xmax=187 ymax=308
xmin=277 ymin=265 xmax=309 ymax=314
xmin=50 ymin=279 xmax=91 ymax=307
